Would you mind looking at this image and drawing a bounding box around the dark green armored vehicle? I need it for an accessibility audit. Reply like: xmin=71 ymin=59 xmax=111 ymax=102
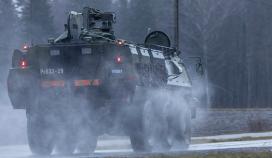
xmin=7 ymin=7 xmax=194 ymax=155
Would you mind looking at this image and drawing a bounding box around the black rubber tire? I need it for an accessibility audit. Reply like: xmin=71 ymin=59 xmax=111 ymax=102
xmin=143 ymin=100 xmax=171 ymax=152
xmin=27 ymin=114 xmax=55 ymax=156
xmin=77 ymin=126 xmax=98 ymax=154
xmin=55 ymin=125 xmax=77 ymax=155
xmin=167 ymin=105 xmax=191 ymax=150
xmin=123 ymin=88 xmax=151 ymax=153
xmin=130 ymin=132 xmax=151 ymax=152
xmin=182 ymin=111 xmax=192 ymax=149
xmin=127 ymin=105 xmax=151 ymax=152
xmin=143 ymin=90 xmax=192 ymax=151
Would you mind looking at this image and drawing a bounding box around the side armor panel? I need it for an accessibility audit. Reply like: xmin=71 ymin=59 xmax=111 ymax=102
xmin=128 ymin=45 xmax=192 ymax=88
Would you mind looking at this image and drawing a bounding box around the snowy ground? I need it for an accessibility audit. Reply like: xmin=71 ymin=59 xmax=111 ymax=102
xmin=194 ymin=131 xmax=272 ymax=141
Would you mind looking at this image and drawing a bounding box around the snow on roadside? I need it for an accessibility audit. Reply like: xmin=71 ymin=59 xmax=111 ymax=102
xmin=189 ymin=139 xmax=272 ymax=151
xmin=193 ymin=131 xmax=272 ymax=141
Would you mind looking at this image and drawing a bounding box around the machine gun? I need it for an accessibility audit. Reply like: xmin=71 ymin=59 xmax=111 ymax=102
xmin=54 ymin=7 xmax=116 ymax=43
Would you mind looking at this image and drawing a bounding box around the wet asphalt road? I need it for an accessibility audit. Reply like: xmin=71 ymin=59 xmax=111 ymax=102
xmin=1 ymin=139 xmax=272 ymax=158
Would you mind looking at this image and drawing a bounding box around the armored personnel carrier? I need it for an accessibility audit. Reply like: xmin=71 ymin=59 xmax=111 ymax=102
xmin=7 ymin=7 xmax=194 ymax=155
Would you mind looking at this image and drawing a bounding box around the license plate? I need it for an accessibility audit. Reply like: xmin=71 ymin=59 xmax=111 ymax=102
xmin=112 ymin=69 xmax=123 ymax=74
xmin=40 ymin=68 xmax=64 ymax=75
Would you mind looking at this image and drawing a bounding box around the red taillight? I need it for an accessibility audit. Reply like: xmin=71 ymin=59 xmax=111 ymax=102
xmin=115 ymin=55 xmax=123 ymax=64
xmin=20 ymin=59 xmax=28 ymax=69
xmin=41 ymin=80 xmax=65 ymax=88
xmin=92 ymin=79 xmax=101 ymax=86
xmin=75 ymin=80 xmax=92 ymax=87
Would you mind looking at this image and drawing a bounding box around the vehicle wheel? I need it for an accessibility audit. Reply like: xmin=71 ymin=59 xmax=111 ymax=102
xmin=167 ymin=102 xmax=191 ymax=150
xmin=56 ymin=125 xmax=77 ymax=155
xmin=143 ymin=99 xmax=171 ymax=152
xmin=130 ymin=135 xmax=150 ymax=152
xmin=27 ymin=114 xmax=55 ymax=155
xmin=127 ymin=106 xmax=151 ymax=152
xmin=143 ymin=90 xmax=192 ymax=151
xmin=77 ymin=126 xmax=98 ymax=154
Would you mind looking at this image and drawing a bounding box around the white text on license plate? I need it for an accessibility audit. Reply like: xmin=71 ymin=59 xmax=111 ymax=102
xmin=112 ymin=69 xmax=123 ymax=74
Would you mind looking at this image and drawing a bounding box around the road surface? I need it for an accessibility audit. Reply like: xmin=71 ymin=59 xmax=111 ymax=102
xmin=1 ymin=138 xmax=272 ymax=158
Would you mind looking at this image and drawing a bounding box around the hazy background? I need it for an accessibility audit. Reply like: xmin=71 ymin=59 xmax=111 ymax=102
xmin=1 ymin=0 xmax=272 ymax=146
xmin=1 ymin=0 xmax=272 ymax=108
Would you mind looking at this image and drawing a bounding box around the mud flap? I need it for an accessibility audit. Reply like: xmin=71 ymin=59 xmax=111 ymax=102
xmin=7 ymin=68 xmax=39 ymax=109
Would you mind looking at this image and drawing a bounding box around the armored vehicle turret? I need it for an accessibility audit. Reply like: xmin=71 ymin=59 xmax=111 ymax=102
xmin=7 ymin=7 xmax=195 ymax=155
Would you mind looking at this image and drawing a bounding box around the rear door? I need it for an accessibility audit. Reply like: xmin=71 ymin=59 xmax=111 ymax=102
xmin=36 ymin=44 xmax=104 ymax=81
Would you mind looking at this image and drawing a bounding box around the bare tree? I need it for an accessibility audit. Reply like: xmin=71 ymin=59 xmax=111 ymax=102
xmin=0 ymin=0 xmax=18 ymax=49
xmin=180 ymin=0 xmax=247 ymax=107
xmin=20 ymin=0 xmax=55 ymax=43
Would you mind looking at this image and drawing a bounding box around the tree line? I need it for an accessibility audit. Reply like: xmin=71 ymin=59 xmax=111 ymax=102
xmin=0 ymin=0 xmax=172 ymax=45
